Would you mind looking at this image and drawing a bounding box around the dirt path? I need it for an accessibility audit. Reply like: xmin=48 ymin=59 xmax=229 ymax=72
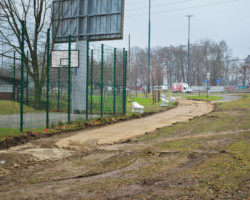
xmin=56 ymin=100 xmax=213 ymax=149
xmin=0 ymin=100 xmax=212 ymax=163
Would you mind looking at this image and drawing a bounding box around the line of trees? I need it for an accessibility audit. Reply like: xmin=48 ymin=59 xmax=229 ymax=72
xmin=128 ymin=39 xmax=250 ymax=94
xmin=0 ymin=1 xmax=249 ymax=107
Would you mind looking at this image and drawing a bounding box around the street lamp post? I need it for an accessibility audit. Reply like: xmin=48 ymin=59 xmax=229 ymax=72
xmin=187 ymin=15 xmax=193 ymax=85
xmin=147 ymin=0 xmax=151 ymax=94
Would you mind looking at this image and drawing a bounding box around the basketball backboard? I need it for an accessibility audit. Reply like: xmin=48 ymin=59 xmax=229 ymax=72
xmin=51 ymin=50 xmax=79 ymax=68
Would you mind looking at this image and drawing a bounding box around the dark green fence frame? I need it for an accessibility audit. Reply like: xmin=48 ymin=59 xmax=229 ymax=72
xmin=20 ymin=20 xmax=25 ymax=132
xmin=100 ymin=44 xmax=104 ymax=117
xmin=46 ymin=29 xmax=50 ymax=129
xmin=86 ymin=40 xmax=89 ymax=120
xmin=26 ymin=51 xmax=29 ymax=105
xmin=14 ymin=21 xmax=127 ymax=133
xmin=90 ymin=49 xmax=94 ymax=114
xmin=68 ymin=35 xmax=71 ymax=123
xmin=113 ymin=48 xmax=117 ymax=116
xmin=13 ymin=51 xmax=16 ymax=101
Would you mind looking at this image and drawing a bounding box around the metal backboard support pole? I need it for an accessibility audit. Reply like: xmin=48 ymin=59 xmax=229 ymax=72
xmin=85 ymin=40 xmax=89 ymax=120
xmin=113 ymin=48 xmax=117 ymax=116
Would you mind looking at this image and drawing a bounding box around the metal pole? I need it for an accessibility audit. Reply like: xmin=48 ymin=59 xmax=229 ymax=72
xmin=57 ymin=68 xmax=60 ymax=112
xmin=128 ymin=34 xmax=131 ymax=100
xmin=13 ymin=51 xmax=16 ymax=101
xmin=20 ymin=21 xmax=25 ymax=132
xmin=147 ymin=0 xmax=151 ymax=94
xmin=113 ymin=48 xmax=117 ymax=116
xmin=46 ymin=29 xmax=50 ymax=129
xmin=123 ymin=48 xmax=126 ymax=115
xmin=128 ymin=34 xmax=130 ymax=71
xmin=187 ymin=15 xmax=193 ymax=85
xmin=68 ymin=35 xmax=71 ymax=123
xmin=101 ymin=44 xmax=104 ymax=117
xmin=86 ymin=40 xmax=89 ymax=120
xmin=1 ymin=36 xmax=3 ymax=68
xmin=128 ymin=34 xmax=130 ymax=82
xmin=207 ymin=81 xmax=209 ymax=98
xmin=124 ymin=51 xmax=127 ymax=115
xmin=26 ymin=51 xmax=29 ymax=105
xmin=90 ymin=49 xmax=93 ymax=114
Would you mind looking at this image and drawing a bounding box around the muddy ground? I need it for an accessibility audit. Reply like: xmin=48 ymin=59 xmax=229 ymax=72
xmin=0 ymin=99 xmax=249 ymax=199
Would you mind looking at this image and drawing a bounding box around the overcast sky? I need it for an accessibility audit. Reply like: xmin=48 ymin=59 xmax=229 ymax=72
xmin=103 ymin=0 xmax=250 ymax=59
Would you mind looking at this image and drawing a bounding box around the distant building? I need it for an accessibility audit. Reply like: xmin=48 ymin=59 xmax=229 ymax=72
xmin=0 ymin=75 xmax=27 ymax=101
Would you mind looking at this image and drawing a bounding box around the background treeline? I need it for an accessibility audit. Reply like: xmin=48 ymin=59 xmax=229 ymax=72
xmin=128 ymin=39 xmax=250 ymax=89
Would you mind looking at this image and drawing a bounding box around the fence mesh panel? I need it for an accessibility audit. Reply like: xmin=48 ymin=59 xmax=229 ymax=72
xmin=0 ymin=22 xmax=127 ymax=137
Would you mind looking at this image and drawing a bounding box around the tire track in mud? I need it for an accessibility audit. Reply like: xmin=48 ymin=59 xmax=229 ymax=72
xmin=158 ymin=129 xmax=250 ymax=143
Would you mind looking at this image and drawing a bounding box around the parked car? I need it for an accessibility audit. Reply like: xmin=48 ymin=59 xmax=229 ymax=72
xmin=172 ymin=83 xmax=193 ymax=93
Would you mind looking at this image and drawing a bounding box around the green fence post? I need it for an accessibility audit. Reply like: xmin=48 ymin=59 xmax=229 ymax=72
xmin=86 ymin=40 xmax=89 ymax=120
xmin=46 ymin=29 xmax=50 ymax=129
xmin=57 ymin=68 xmax=60 ymax=112
xmin=113 ymin=48 xmax=117 ymax=116
xmin=90 ymin=49 xmax=93 ymax=114
xmin=26 ymin=51 xmax=29 ymax=105
xmin=101 ymin=44 xmax=104 ymax=117
xmin=68 ymin=35 xmax=71 ymax=123
xmin=13 ymin=51 xmax=16 ymax=101
xmin=20 ymin=20 xmax=25 ymax=132
xmin=122 ymin=48 xmax=126 ymax=115
xmin=125 ymin=51 xmax=128 ymax=114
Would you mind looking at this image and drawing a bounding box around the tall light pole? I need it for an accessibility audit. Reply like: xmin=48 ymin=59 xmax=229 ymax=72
xmin=187 ymin=15 xmax=193 ymax=85
xmin=128 ymin=34 xmax=131 ymax=100
xmin=147 ymin=0 xmax=151 ymax=94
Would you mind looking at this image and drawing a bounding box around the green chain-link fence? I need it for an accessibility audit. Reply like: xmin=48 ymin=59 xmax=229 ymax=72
xmin=87 ymin=43 xmax=126 ymax=120
xmin=0 ymin=21 xmax=127 ymax=137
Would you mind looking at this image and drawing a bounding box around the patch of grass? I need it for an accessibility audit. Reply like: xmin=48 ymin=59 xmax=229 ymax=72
xmin=0 ymin=128 xmax=20 ymax=139
xmin=129 ymin=95 xmax=250 ymax=199
xmin=0 ymin=100 xmax=38 ymax=115
xmin=218 ymin=94 xmax=250 ymax=110
xmin=184 ymin=132 xmax=250 ymax=199
xmin=0 ymin=127 xmax=45 ymax=141
xmin=140 ymin=95 xmax=249 ymax=197
xmin=133 ymin=123 xmax=185 ymax=142
xmin=134 ymin=94 xmax=250 ymax=142
xmin=156 ymin=138 xmax=202 ymax=151
xmin=185 ymin=95 xmax=222 ymax=101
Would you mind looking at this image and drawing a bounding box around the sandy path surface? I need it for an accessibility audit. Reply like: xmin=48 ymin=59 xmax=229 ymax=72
xmin=56 ymin=100 xmax=213 ymax=149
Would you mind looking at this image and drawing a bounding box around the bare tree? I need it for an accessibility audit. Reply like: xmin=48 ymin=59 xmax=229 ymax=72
xmin=130 ymin=47 xmax=141 ymax=97
xmin=238 ymin=63 xmax=250 ymax=86
xmin=128 ymin=38 xmax=237 ymax=94
xmin=151 ymin=47 xmax=165 ymax=102
xmin=128 ymin=47 xmax=148 ymax=96
xmin=0 ymin=0 xmax=58 ymax=107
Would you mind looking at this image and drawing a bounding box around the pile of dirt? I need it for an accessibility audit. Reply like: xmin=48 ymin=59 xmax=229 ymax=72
xmin=0 ymin=152 xmax=38 ymax=177
xmin=0 ymin=152 xmax=36 ymax=167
